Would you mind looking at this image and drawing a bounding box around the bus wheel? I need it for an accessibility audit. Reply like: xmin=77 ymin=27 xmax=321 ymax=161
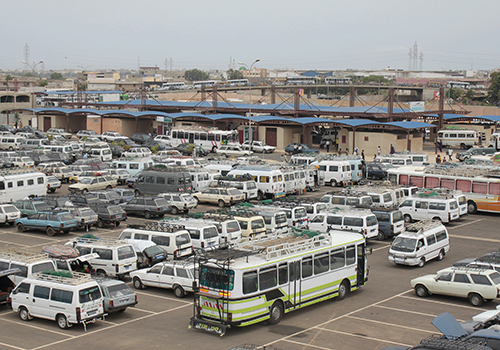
xmin=467 ymin=200 xmax=477 ymax=214
xmin=268 ymin=301 xmax=284 ymax=325
xmin=331 ymin=180 xmax=337 ymax=187
xmin=337 ymin=280 xmax=350 ymax=301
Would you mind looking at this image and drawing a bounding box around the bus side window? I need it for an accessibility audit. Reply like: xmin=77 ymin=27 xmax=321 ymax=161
xmin=242 ymin=271 xmax=258 ymax=294
xmin=278 ymin=263 xmax=288 ymax=284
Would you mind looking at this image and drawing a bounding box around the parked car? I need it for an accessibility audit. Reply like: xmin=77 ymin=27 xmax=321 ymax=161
xmin=45 ymin=127 xmax=72 ymax=139
xmin=367 ymin=162 xmax=394 ymax=180
xmin=90 ymin=204 xmax=127 ymax=228
xmin=15 ymin=210 xmax=78 ymax=236
xmin=456 ymin=147 xmax=497 ymax=162
xmin=68 ymin=175 xmax=116 ymax=193
xmin=130 ymin=133 xmax=152 ymax=144
xmin=241 ymin=140 xmax=276 ymax=153
xmin=67 ymin=193 xmax=101 ymax=207
xmin=90 ymin=190 xmax=123 ymax=205
xmin=46 ymin=175 xmax=61 ymax=193
xmin=192 ymin=186 xmax=245 ymax=207
xmin=176 ymin=143 xmax=196 ymax=155
xmin=0 ymin=204 xmax=21 ymax=225
xmin=216 ymin=145 xmax=253 ymax=157
xmin=38 ymin=196 xmax=73 ymax=209
xmin=13 ymin=200 xmax=51 ymax=217
xmin=411 ymin=266 xmax=500 ymax=307
xmin=130 ymin=261 xmax=196 ymax=298
xmin=63 ymin=206 xmax=99 ymax=229
xmin=127 ymin=239 xmax=168 ymax=269
xmin=120 ymin=197 xmax=171 ymax=219
xmin=285 ymin=143 xmax=319 ymax=154
xmin=110 ymin=145 xmax=125 ymax=157
xmin=76 ymin=130 xmax=99 ymax=138
xmin=10 ymin=156 xmax=35 ymax=168
xmin=100 ymin=131 xmax=127 ymax=142
xmin=158 ymin=193 xmax=198 ymax=215
xmin=94 ymin=277 xmax=137 ymax=313
xmin=111 ymin=188 xmax=136 ymax=203
xmin=153 ymin=135 xmax=172 ymax=146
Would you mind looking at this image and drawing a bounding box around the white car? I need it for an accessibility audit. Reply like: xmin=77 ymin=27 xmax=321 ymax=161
xmin=46 ymin=175 xmax=61 ymax=193
xmin=101 ymin=131 xmax=127 ymax=142
xmin=122 ymin=147 xmax=152 ymax=158
xmin=45 ymin=127 xmax=72 ymax=139
xmin=411 ymin=266 xmax=500 ymax=307
xmin=130 ymin=261 xmax=196 ymax=298
xmin=216 ymin=145 xmax=253 ymax=157
xmin=153 ymin=135 xmax=172 ymax=146
xmin=241 ymin=141 xmax=276 ymax=153
xmin=107 ymin=169 xmax=131 ymax=185
xmin=76 ymin=130 xmax=99 ymax=138
xmin=10 ymin=156 xmax=35 ymax=168
xmin=0 ymin=204 xmax=21 ymax=225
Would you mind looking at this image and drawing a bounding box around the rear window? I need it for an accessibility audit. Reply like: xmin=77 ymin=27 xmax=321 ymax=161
xmin=203 ymin=227 xmax=219 ymax=239
xmin=489 ymin=272 xmax=500 ymax=285
xmin=79 ymin=286 xmax=102 ymax=303
xmin=176 ymin=233 xmax=191 ymax=246
xmin=107 ymin=283 xmax=135 ymax=297
xmin=226 ymin=221 xmax=240 ymax=233
xmin=117 ymin=246 xmax=135 ymax=260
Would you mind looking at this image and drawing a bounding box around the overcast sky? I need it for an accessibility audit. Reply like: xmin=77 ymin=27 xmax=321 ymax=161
xmin=2 ymin=0 xmax=499 ymax=72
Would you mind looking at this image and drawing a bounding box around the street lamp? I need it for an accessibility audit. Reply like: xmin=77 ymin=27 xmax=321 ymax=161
xmin=21 ymin=60 xmax=43 ymax=129
xmin=238 ymin=59 xmax=260 ymax=150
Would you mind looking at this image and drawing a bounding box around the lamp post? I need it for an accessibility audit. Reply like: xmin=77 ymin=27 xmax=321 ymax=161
xmin=21 ymin=60 xmax=43 ymax=129
xmin=238 ymin=59 xmax=260 ymax=150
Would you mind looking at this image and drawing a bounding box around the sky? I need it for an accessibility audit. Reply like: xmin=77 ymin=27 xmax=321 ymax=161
xmin=2 ymin=0 xmax=500 ymax=73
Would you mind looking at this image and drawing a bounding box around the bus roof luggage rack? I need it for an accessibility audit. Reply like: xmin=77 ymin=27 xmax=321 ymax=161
xmin=405 ymin=219 xmax=443 ymax=233
xmin=35 ymin=271 xmax=93 ymax=285
xmin=145 ymin=164 xmax=191 ymax=172
xmin=414 ymin=334 xmax=493 ymax=350
xmin=0 ymin=167 xmax=42 ymax=176
xmin=0 ymin=249 xmax=49 ymax=263
xmin=128 ymin=222 xmax=186 ymax=232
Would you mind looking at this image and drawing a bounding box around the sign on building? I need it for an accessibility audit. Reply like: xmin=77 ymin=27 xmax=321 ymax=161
xmin=410 ymin=101 xmax=425 ymax=112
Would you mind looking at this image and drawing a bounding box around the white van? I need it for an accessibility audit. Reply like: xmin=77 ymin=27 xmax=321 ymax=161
xmin=87 ymin=148 xmax=112 ymax=161
xmin=199 ymin=217 xmax=242 ymax=248
xmin=388 ymin=219 xmax=450 ymax=267
xmin=312 ymin=159 xmax=352 ymax=187
xmin=0 ymin=250 xmax=56 ymax=286
xmin=374 ymin=155 xmax=413 ymax=168
xmin=417 ymin=188 xmax=468 ymax=217
xmin=10 ymin=272 xmax=105 ymax=329
xmin=232 ymin=211 xmax=267 ymax=238
xmin=111 ymin=158 xmax=154 ymax=177
xmin=245 ymin=207 xmax=289 ymax=235
xmin=319 ymin=192 xmax=373 ymax=210
xmin=19 ymin=138 xmax=49 ymax=150
xmin=217 ymin=177 xmax=258 ymax=201
xmin=118 ymin=223 xmax=193 ymax=259
xmin=270 ymin=205 xmax=308 ymax=229
xmin=0 ymin=136 xmax=26 ymax=150
xmin=302 ymin=202 xmax=328 ymax=220
xmin=42 ymin=144 xmax=74 ymax=157
xmin=65 ymin=237 xmax=137 ymax=278
xmin=188 ymin=169 xmax=211 ymax=192
xmin=309 ymin=209 xmax=379 ymax=239
xmin=227 ymin=166 xmax=286 ymax=200
xmin=166 ymin=219 xmax=220 ymax=250
xmin=398 ymin=195 xmax=460 ymax=224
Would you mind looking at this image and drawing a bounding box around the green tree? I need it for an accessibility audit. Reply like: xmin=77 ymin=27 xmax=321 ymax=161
xmin=184 ymin=69 xmax=208 ymax=82
xmin=227 ymin=69 xmax=243 ymax=80
xmin=487 ymin=71 xmax=500 ymax=105
xmin=50 ymin=72 xmax=64 ymax=80
xmin=38 ymin=80 xmax=48 ymax=87
xmin=448 ymin=88 xmax=463 ymax=101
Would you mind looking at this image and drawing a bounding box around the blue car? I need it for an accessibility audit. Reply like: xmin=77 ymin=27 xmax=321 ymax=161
xmin=15 ymin=210 xmax=78 ymax=236
xmin=285 ymin=143 xmax=319 ymax=154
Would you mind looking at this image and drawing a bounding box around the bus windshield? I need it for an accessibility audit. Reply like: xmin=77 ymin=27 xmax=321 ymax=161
xmin=200 ymin=266 xmax=235 ymax=291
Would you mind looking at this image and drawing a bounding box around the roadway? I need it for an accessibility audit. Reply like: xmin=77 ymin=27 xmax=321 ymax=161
xmin=0 ymin=174 xmax=498 ymax=349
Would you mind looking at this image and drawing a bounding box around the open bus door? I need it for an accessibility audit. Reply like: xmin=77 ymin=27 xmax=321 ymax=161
xmin=288 ymin=260 xmax=301 ymax=308
xmin=357 ymin=243 xmax=371 ymax=287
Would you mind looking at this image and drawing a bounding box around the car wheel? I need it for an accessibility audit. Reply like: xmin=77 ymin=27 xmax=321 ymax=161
xmin=467 ymin=200 xmax=477 ymax=214
xmin=415 ymin=284 xmax=428 ymax=297
xmin=144 ymin=211 xmax=152 ymax=219
xmin=97 ymin=220 xmax=104 ymax=228
xmin=171 ymin=207 xmax=179 ymax=215
xmin=96 ymin=269 xmax=107 ymax=277
xmin=337 ymin=279 xmax=350 ymax=301
xmin=134 ymin=189 xmax=141 ymax=196
xmin=133 ymin=277 xmax=144 ymax=289
xmin=432 ymin=217 xmax=442 ymax=223
xmin=262 ymin=150 xmax=267 ymax=154
xmin=417 ymin=258 xmax=426 ymax=268
xmin=82 ymin=188 xmax=88 ymax=193
xmin=17 ymin=223 xmax=26 ymax=232
xmin=404 ymin=214 xmax=412 ymax=223
xmin=56 ymin=314 xmax=69 ymax=329
xmin=267 ymin=301 xmax=284 ymax=325
xmin=19 ymin=307 xmax=32 ymax=321
xmin=377 ymin=230 xmax=385 ymax=241
xmin=106 ymin=185 xmax=112 ymax=190
xmin=331 ymin=180 xmax=337 ymax=187
xmin=173 ymin=285 xmax=185 ymax=298
xmin=469 ymin=293 xmax=484 ymax=307
xmin=437 ymin=249 xmax=445 ymax=261
xmin=46 ymin=227 xmax=55 ymax=237
xmin=218 ymin=200 xmax=226 ymax=208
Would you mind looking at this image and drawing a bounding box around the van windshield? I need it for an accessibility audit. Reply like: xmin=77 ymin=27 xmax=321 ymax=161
xmin=391 ymin=237 xmax=417 ymax=252
xmin=79 ymin=286 xmax=101 ymax=303
xmin=176 ymin=233 xmax=191 ymax=246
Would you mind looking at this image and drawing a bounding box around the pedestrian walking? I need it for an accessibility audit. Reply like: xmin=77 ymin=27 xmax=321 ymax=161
xmin=439 ymin=140 xmax=443 ymax=153
xmin=326 ymin=140 xmax=330 ymax=153
xmin=361 ymin=150 xmax=365 ymax=160
xmin=280 ymin=154 xmax=284 ymax=162
xmin=377 ymin=146 xmax=381 ymax=156
xmin=390 ymin=144 xmax=395 ymax=154
xmin=447 ymin=148 xmax=453 ymax=161
xmin=354 ymin=146 xmax=359 ymax=155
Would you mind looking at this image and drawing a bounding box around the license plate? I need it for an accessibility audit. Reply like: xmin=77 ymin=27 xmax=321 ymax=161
xmin=208 ymin=242 xmax=215 ymax=246
xmin=163 ymin=207 xmax=169 ymax=211
xmin=156 ymin=254 xmax=164 ymax=259
xmin=87 ymin=310 xmax=97 ymax=316
xmin=125 ymin=265 xmax=129 ymax=270
xmin=395 ymin=258 xmax=405 ymax=264
xmin=116 ymin=214 xmax=122 ymax=219
xmin=119 ymin=298 xmax=130 ymax=304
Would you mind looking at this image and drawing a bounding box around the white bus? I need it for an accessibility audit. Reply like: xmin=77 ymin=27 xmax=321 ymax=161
xmin=170 ymin=127 xmax=239 ymax=153
xmin=325 ymin=77 xmax=352 ymax=85
xmin=189 ymin=230 xmax=368 ymax=335
xmin=192 ymin=80 xmax=217 ymax=89
xmin=437 ymin=129 xmax=479 ymax=149
xmin=227 ymin=79 xmax=249 ymax=87
xmin=387 ymin=165 xmax=500 ymax=214
xmin=286 ymin=76 xmax=317 ymax=85
xmin=0 ymin=168 xmax=47 ymax=202
xmin=447 ymin=81 xmax=471 ymax=89
xmin=160 ymin=82 xmax=186 ymax=90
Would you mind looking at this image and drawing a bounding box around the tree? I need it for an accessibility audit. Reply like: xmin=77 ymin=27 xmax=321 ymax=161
xmin=50 ymin=72 xmax=64 ymax=80
xmin=38 ymin=80 xmax=48 ymax=87
xmin=448 ymin=88 xmax=463 ymax=101
xmin=227 ymin=69 xmax=243 ymax=80
xmin=184 ymin=69 xmax=208 ymax=82
xmin=487 ymin=71 xmax=500 ymax=105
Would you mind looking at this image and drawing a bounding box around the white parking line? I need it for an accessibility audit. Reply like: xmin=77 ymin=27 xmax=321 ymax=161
xmin=1 ymin=231 xmax=61 ymax=242
xmin=315 ymin=327 xmax=412 ymax=347
xmin=448 ymin=234 xmax=500 ymax=243
xmin=448 ymin=219 xmax=483 ymax=230
xmin=0 ymin=340 xmax=25 ymax=350
xmin=283 ymin=339 xmax=334 ymax=350
xmin=0 ymin=239 xmax=27 ymax=247
xmin=130 ymin=307 xmax=155 ymax=314
xmin=133 ymin=290 xmax=191 ymax=304
xmin=0 ymin=317 xmax=75 ymax=338
xmin=372 ymin=244 xmax=390 ymax=252
xmin=346 ymin=315 xmax=435 ymax=334
xmin=374 ymin=305 xmax=447 ymax=319
xmin=399 ymin=295 xmax=490 ymax=311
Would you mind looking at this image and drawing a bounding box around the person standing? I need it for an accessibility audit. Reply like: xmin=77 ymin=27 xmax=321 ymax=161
xmin=280 ymin=154 xmax=284 ymax=162
xmin=377 ymin=146 xmax=381 ymax=156
xmin=439 ymin=140 xmax=443 ymax=153
xmin=447 ymin=148 xmax=453 ymax=161
xmin=338 ymin=148 xmax=342 ymax=155
xmin=436 ymin=154 xmax=441 ymax=163
xmin=361 ymin=150 xmax=365 ymax=160
xmin=326 ymin=140 xmax=330 ymax=153
xmin=390 ymin=144 xmax=395 ymax=154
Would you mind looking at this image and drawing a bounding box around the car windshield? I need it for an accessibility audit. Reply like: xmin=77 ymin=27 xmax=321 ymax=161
xmin=107 ymin=192 xmax=121 ymax=200
xmin=391 ymin=236 xmax=417 ymax=252
xmin=58 ymin=213 xmax=74 ymax=221
xmin=121 ymin=190 xmax=134 ymax=197
xmin=144 ymin=245 xmax=165 ymax=256
xmin=176 ymin=233 xmax=191 ymax=246
xmin=109 ymin=206 xmax=125 ymax=214
xmin=79 ymin=286 xmax=101 ymax=303
xmin=79 ymin=178 xmax=92 ymax=184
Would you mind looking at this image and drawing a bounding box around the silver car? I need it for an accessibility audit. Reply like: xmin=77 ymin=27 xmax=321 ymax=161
xmin=94 ymin=278 xmax=137 ymax=313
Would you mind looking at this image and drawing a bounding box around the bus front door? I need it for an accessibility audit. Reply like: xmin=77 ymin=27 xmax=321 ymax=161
xmin=289 ymin=260 xmax=301 ymax=308
xmin=357 ymin=244 xmax=366 ymax=287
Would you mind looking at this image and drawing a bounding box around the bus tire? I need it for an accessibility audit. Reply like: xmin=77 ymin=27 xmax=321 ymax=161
xmin=467 ymin=200 xmax=477 ymax=214
xmin=330 ymin=180 xmax=337 ymax=187
xmin=268 ymin=301 xmax=284 ymax=325
xmin=337 ymin=279 xmax=350 ymax=301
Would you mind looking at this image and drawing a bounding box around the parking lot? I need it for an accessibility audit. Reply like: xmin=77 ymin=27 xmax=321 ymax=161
xmin=0 ymin=184 xmax=499 ymax=350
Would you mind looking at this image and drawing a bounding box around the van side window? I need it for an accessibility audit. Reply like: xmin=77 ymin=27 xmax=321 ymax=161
xmin=151 ymin=235 xmax=170 ymax=246
xmin=188 ymin=229 xmax=200 ymax=240
xmin=375 ymin=213 xmax=389 ymax=222
xmin=417 ymin=239 xmax=425 ymax=250
xmin=167 ymin=178 xmax=174 ymax=185
xmin=0 ymin=181 xmax=4 ymax=190
xmin=76 ymin=246 xmax=92 ymax=255
xmin=344 ymin=217 xmax=363 ymax=227
xmin=471 ymin=274 xmax=492 ymax=285
xmin=146 ymin=176 xmax=155 ymax=183
xmin=14 ymin=283 xmax=30 ymax=294
xmin=415 ymin=201 xmax=428 ymax=209
xmin=94 ymin=248 xmax=113 ymax=260
xmin=0 ymin=261 xmax=9 ymax=270
xmin=436 ymin=231 xmax=448 ymax=242
xmin=33 ymin=286 xmax=50 ymax=299
xmin=326 ymin=216 xmax=342 ymax=225
xmin=135 ymin=233 xmax=149 ymax=240
xmin=11 ymin=264 xmax=28 ymax=277
xmin=32 ymin=262 xmax=54 ymax=273
xmin=237 ymin=220 xmax=248 ymax=230
xmin=400 ymin=200 xmax=412 ymax=207
xmin=427 ymin=235 xmax=437 ymax=245
xmin=51 ymin=289 xmax=73 ymax=304
xmin=156 ymin=177 xmax=165 ymax=184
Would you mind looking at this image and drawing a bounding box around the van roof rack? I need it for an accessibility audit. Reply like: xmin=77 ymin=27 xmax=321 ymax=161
xmin=127 ymin=221 xmax=186 ymax=233
xmin=0 ymin=167 xmax=43 ymax=176
xmin=68 ymin=237 xmax=129 ymax=246
xmin=0 ymin=249 xmax=49 ymax=263
xmin=405 ymin=219 xmax=443 ymax=233
xmin=35 ymin=271 xmax=94 ymax=285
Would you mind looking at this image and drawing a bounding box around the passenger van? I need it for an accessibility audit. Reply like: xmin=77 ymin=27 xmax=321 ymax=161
xmin=319 ymin=192 xmax=373 ymax=210
xmin=87 ymin=148 xmax=112 ymax=161
xmin=134 ymin=167 xmax=192 ymax=195
xmin=227 ymin=166 xmax=286 ymax=199
xmin=10 ymin=272 xmax=105 ymax=329
xmin=66 ymin=237 xmax=137 ymax=278
xmin=0 ymin=249 xmax=56 ymax=286
xmin=388 ymin=219 xmax=450 ymax=267
xmin=374 ymin=155 xmax=413 ymax=168
xmin=217 ymin=177 xmax=258 ymax=201
xmin=232 ymin=212 xmax=266 ymax=238
xmin=398 ymin=194 xmax=460 ymax=224
xmin=437 ymin=129 xmax=479 ymax=149
xmin=371 ymin=207 xmax=405 ymax=240
xmin=245 ymin=207 xmax=289 ymax=235
xmin=311 ymin=159 xmax=352 ymax=187
xmin=268 ymin=204 xmax=308 ymax=229
xmin=42 ymin=144 xmax=74 ymax=157
xmin=201 ymin=214 xmax=242 ymax=247
xmin=188 ymin=169 xmax=211 ymax=192
xmin=309 ymin=209 xmax=379 ymax=239
xmin=165 ymin=219 xmax=220 ymax=250
xmin=19 ymin=138 xmax=49 ymax=150
xmin=118 ymin=223 xmax=193 ymax=259
xmin=111 ymin=158 xmax=154 ymax=177
xmin=302 ymin=202 xmax=328 ymax=220
xmin=417 ymin=188 xmax=468 ymax=217
xmin=0 ymin=136 xmax=26 ymax=150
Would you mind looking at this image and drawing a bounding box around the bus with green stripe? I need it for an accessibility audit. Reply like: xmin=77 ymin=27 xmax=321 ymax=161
xmin=189 ymin=230 xmax=369 ymax=336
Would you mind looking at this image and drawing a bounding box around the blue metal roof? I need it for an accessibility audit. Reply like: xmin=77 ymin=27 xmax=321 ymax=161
xmin=42 ymin=90 xmax=123 ymax=95
xmin=383 ymin=121 xmax=436 ymax=129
